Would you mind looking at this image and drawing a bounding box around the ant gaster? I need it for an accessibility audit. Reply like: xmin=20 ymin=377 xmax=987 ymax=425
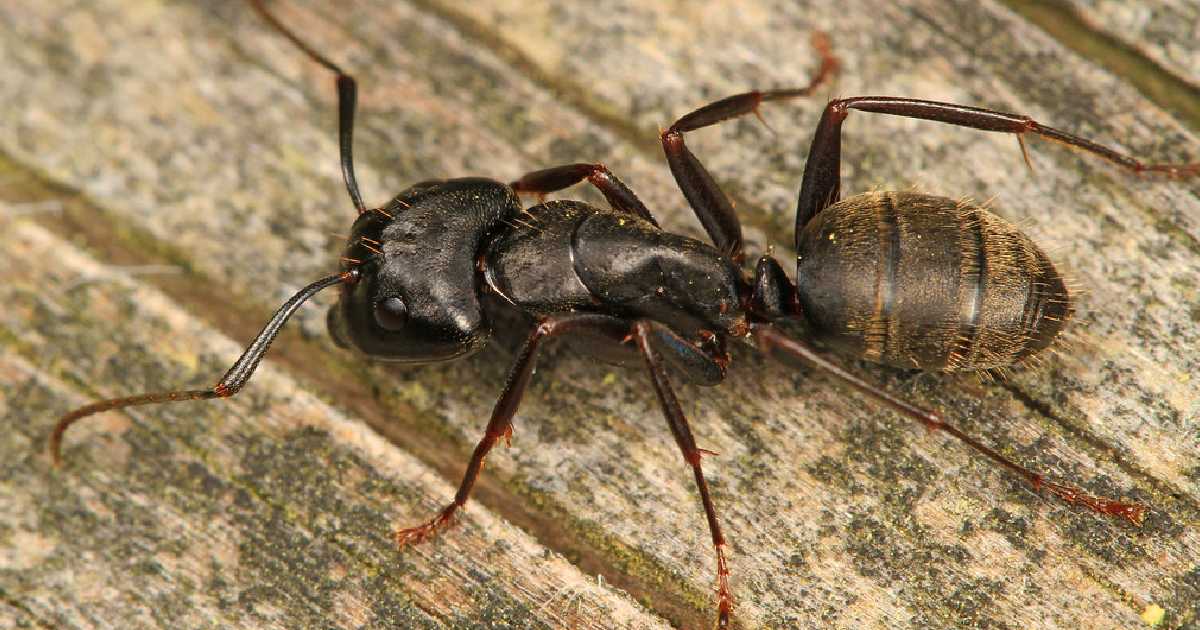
xmin=49 ymin=2 xmax=1200 ymax=628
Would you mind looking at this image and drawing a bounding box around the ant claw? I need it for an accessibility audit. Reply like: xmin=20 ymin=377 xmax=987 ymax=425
xmin=395 ymin=505 xmax=459 ymax=548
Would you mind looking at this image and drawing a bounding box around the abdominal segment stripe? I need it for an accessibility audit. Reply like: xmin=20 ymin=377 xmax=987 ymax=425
xmin=950 ymin=205 xmax=986 ymax=370
xmin=865 ymin=194 xmax=899 ymax=362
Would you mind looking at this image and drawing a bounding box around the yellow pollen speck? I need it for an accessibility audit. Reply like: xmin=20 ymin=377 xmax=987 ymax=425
xmin=1141 ymin=603 xmax=1165 ymax=626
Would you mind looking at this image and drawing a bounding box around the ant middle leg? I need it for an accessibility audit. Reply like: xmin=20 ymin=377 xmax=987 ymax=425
xmin=632 ymin=320 xmax=734 ymax=628
xmin=795 ymin=96 xmax=1200 ymax=232
xmin=661 ymin=32 xmax=840 ymax=263
xmin=394 ymin=314 xmax=629 ymax=547
xmin=510 ymin=163 xmax=658 ymax=226
xmin=750 ymin=323 xmax=1148 ymax=526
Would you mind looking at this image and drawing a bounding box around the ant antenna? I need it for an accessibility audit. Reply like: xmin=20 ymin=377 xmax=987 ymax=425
xmin=247 ymin=0 xmax=367 ymax=214
xmin=49 ymin=270 xmax=358 ymax=466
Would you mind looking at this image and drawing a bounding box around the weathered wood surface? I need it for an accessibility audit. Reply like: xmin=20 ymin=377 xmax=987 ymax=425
xmin=1001 ymin=0 xmax=1199 ymax=143
xmin=1 ymin=1 xmax=1197 ymax=628
xmin=1056 ymin=0 xmax=1199 ymax=88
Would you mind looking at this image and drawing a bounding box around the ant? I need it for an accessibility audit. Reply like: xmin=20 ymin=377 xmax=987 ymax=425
xmin=47 ymin=1 xmax=1199 ymax=628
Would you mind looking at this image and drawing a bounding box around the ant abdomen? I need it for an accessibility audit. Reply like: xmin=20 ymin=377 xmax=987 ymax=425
xmin=794 ymin=191 xmax=1071 ymax=371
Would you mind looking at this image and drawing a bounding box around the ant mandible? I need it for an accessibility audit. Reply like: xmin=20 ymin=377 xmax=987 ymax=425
xmin=48 ymin=1 xmax=1199 ymax=627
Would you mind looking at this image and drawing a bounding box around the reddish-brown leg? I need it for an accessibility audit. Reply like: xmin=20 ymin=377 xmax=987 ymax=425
xmin=395 ymin=314 xmax=630 ymax=546
xmin=752 ymin=323 xmax=1147 ymax=525
xmin=632 ymin=321 xmax=734 ymax=628
xmin=510 ymin=162 xmax=658 ymax=226
xmin=796 ymin=96 xmax=1200 ymax=233
xmin=661 ymin=32 xmax=840 ymax=263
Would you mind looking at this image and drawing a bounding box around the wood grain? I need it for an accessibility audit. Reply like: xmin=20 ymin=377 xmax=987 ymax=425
xmin=1056 ymin=0 xmax=1198 ymax=88
xmin=1 ymin=1 xmax=1197 ymax=628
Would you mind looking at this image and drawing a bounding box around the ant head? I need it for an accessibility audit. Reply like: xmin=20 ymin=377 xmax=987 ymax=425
xmin=327 ymin=178 xmax=520 ymax=363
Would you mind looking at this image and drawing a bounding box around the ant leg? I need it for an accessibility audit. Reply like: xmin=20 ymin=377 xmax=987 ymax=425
xmin=248 ymin=0 xmax=366 ymax=213
xmin=510 ymin=163 xmax=658 ymax=226
xmin=661 ymin=32 xmax=839 ymax=263
xmin=751 ymin=323 xmax=1148 ymax=526
xmin=797 ymin=96 xmax=1200 ymax=233
xmin=632 ymin=321 xmax=734 ymax=628
xmin=641 ymin=321 xmax=729 ymax=386
xmin=395 ymin=314 xmax=629 ymax=547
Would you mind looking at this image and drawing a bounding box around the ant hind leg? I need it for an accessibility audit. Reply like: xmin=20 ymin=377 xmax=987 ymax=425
xmin=750 ymin=323 xmax=1147 ymax=526
xmin=794 ymin=95 xmax=1200 ymax=235
xmin=661 ymin=32 xmax=840 ymax=263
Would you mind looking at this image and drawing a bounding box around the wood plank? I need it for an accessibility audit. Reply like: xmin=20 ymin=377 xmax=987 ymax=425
xmin=1000 ymin=0 xmax=1200 ymax=138
xmin=1 ymin=0 xmax=1197 ymax=628
xmin=1055 ymin=0 xmax=1199 ymax=88
xmin=0 ymin=221 xmax=669 ymax=628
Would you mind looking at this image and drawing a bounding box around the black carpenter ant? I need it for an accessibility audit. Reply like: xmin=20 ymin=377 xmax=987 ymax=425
xmin=48 ymin=2 xmax=1200 ymax=628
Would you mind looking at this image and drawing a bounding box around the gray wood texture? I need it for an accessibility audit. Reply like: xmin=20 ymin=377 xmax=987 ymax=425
xmin=1 ymin=1 xmax=1197 ymax=628
xmin=1058 ymin=0 xmax=1198 ymax=87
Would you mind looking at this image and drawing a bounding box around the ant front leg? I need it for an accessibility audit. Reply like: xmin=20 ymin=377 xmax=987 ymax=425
xmin=395 ymin=314 xmax=629 ymax=547
xmin=249 ymin=0 xmax=367 ymax=213
xmin=661 ymin=32 xmax=839 ymax=263
xmin=510 ymin=163 xmax=658 ymax=226
xmin=751 ymin=324 xmax=1148 ymax=526
xmin=795 ymin=96 xmax=1200 ymax=234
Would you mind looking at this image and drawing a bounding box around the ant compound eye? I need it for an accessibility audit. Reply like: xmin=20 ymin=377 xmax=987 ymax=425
xmin=373 ymin=296 xmax=408 ymax=331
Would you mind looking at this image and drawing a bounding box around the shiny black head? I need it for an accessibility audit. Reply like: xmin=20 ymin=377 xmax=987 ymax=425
xmin=327 ymin=177 xmax=520 ymax=362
